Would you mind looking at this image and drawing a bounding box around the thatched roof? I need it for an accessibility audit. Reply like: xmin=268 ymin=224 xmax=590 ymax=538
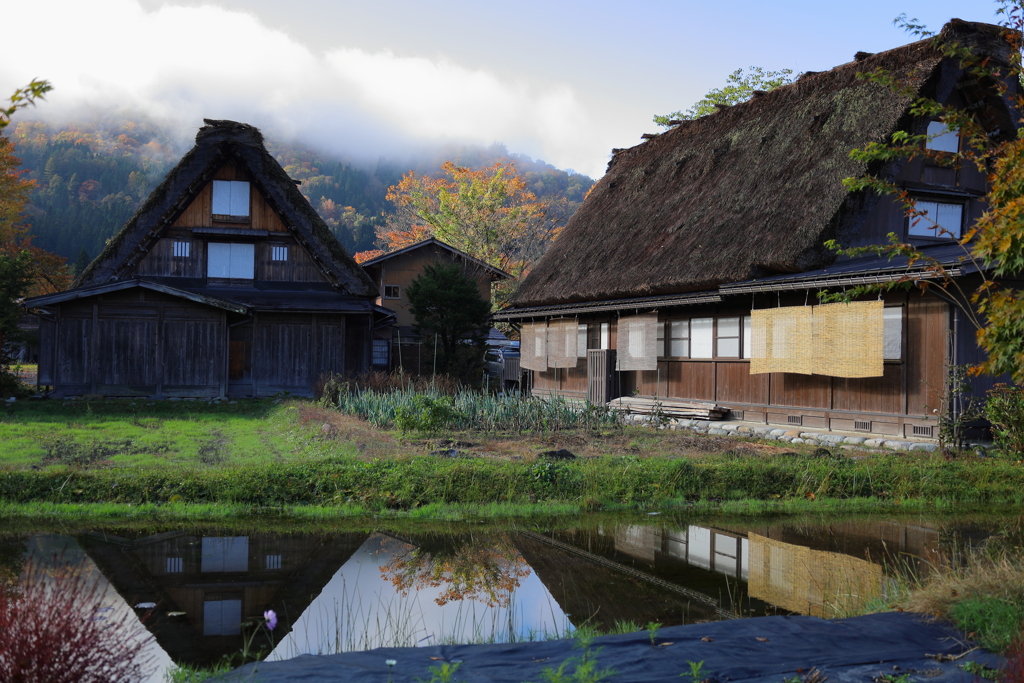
xmin=510 ymin=20 xmax=1016 ymax=308
xmin=76 ymin=119 xmax=376 ymax=297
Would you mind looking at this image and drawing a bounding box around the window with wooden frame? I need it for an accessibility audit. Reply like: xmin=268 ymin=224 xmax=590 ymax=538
xmin=908 ymin=199 xmax=963 ymax=239
xmin=383 ymin=284 xmax=401 ymax=299
xmin=173 ymin=241 xmax=190 ymax=258
xmin=690 ymin=318 xmax=714 ymax=358
xmin=716 ymin=317 xmax=741 ymax=357
xmin=926 ymin=121 xmax=959 ymax=153
xmin=207 ymin=242 xmax=255 ymax=280
xmin=212 ymin=180 xmax=250 ymax=220
xmin=656 ymin=321 xmax=665 ymax=358
xmin=666 ymin=320 xmax=689 ymax=357
xmin=270 ymin=245 xmax=288 ymax=261
xmin=883 ymin=306 xmax=903 ymax=360
xmin=577 ymin=324 xmax=588 ymax=357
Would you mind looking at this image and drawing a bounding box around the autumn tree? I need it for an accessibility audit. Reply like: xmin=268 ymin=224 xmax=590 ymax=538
xmin=654 ymin=66 xmax=799 ymax=127
xmin=832 ymin=6 xmax=1024 ymax=382
xmin=383 ymin=161 xmax=564 ymax=280
xmin=1 ymin=80 xmax=70 ymax=389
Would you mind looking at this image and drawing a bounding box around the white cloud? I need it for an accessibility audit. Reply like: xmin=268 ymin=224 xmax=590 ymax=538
xmin=0 ymin=0 xmax=612 ymax=176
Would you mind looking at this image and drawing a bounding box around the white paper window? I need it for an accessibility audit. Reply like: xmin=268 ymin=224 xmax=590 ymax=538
xmin=743 ymin=315 xmax=752 ymax=359
xmin=212 ymin=180 xmax=250 ymax=217
xmin=372 ymin=338 xmax=389 ymax=366
xmin=909 ymin=200 xmax=962 ymax=238
xmin=600 ymin=323 xmax=609 ymax=350
xmin=207 ymin=243 xmax=255 ymax=280
xmin=883 ymin=307 xmax=902 ymax=360
xmin=204 ymin=599 xmax=242 ymax=636
xmin=926 ymin=121 xmax=959 ymax=153
xmin=173 ymin=241 xmax=190 ymax=258
xmin=690 ymin=317 xmax=714 ymax=359
xmin=271 ymin=245 xmax=288 ymax=261
xmin=717 ymin=317 xmax=741 ymax=358
xmin=656 ymin=322 xmax=665 ymax=358
xmin=201 ymin=536 xmax=249 ymax=573
xmin=577 ymin=324 xmax=587 ymax=358
xmin=668 ymin=320 xmax=689 ymax=357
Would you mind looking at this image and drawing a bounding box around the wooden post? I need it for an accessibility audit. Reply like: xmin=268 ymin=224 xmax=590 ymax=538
xmin=154 ymin=304 xmax=165 ymax=398
xmin=251 ymin=312 xmax=259 ymax=398
xmin=220 ymin=311 xmax=228 ymax=398
xmin=90 ymin=303 xmax=99 ymax=395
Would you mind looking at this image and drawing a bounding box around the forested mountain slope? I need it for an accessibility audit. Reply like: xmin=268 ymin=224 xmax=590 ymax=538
xmin=6 ymin=115 xmax=593 ymax=268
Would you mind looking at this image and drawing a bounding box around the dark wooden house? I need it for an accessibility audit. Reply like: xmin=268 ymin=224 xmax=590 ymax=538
xmin=25 ymin=120 xmax=392 ymax=398
xmin=497 ymin=20 xmax=1020 ymax=439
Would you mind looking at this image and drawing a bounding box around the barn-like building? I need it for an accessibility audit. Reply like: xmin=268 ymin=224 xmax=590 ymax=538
xmin=25 ymin=119 xmax=392 ymax=398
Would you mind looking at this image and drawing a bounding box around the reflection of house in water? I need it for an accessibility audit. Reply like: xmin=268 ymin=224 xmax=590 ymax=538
xmin=607 ymin=520 xmax=941 ymax=617
xmin=78 ymin=531 xmax=369 ymax=667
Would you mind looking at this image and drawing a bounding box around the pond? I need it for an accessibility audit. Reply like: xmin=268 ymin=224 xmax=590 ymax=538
xmin=4 ymin=511 xmax=1020 ymax=681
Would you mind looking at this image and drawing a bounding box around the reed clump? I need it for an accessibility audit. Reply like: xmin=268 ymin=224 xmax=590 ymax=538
xmin=321 ymin=381 xmax=622 ymax=434
xmin=891 ymin=524 xmax=1024 ymax=653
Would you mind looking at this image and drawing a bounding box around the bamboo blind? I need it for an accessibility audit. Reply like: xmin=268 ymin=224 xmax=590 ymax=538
xmin=749 ymin=301 xmax=884 ymax=378
xmin=812 ymin=301 xmax=884 ymax=377
xmin=547 ymin=318 xmax=580 ymax=368
xmin=746 ymin=533 xmax=883 ymax=618
xmin=520 ymin=321 xmax=548 ymax=371
xmin=616 ymin=312 xmax=659 ymax=371
xmin=749 ymin=307 xmax=814 ymax=375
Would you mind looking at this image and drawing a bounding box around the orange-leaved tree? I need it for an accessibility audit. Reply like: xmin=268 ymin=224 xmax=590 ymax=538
xmin=383 ymin=161 xmax=565 ymax=279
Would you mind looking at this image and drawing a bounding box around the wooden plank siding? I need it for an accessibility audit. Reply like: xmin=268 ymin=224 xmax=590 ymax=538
xmin=256 ymin=241 xmax=327 ymax=283
xmin=532 ymin=293 xmax=952 ymax=435
xmin=171 ymin=161 xmax=287 ymax=232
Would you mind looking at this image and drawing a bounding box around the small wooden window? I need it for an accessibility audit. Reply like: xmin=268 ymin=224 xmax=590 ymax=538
xmin=173 ymin=241 xmax=190 ymax=258
xmin=383 ymin=284 xmax=400 ymax=299
xmin=691 ymin=318 xmax=714 ymax=358
xmin=656 ymin=321 xmax=665 ymax=358
xmin=372 ymin=338 xmax=389 ymax=366
xmin=667 ymin=320 xmax=689 ymax=357
xmin=716 ymin=317 xmax=741 ymax=357
xmin=265 ymin=554 xmax=282 ymax=570
xmin=586 ymin=323 xmax=609 ymax=350
xmin=212 ymin=180 xmax=250 ymax=218
xmin=166 ymin=557 xmax=183 ymax=573
xmin=271 ymin=245 xmax=288 ymax=261
xmin=883 ymin=307 xmax=902 ymax=360
xmin=207 ymin=243 xmax=255 ymax=280
xmin=926 ymin=121 xmax=959 ymax=153
xmin=909 ymin=200 xmax=962 ymax=239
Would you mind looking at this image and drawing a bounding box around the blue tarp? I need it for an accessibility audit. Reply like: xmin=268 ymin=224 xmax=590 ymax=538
xmin=219 ymin=612 xmax=1002 ymax=682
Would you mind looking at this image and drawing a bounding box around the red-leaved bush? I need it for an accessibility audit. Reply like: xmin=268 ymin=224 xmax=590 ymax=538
xmin=1004 ymin=626 xmax=1024 ymax=683
xmin=0 ymin=559 xmax=153 ymax=683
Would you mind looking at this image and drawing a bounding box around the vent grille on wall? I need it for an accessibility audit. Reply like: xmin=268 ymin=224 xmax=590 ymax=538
xmin=912 ymin=425 xmax=934 ymax=437
xmin=854 ymin=421 xmax=871 ymax=431
xmin=788 ymin=415 xmax=802 ymax=425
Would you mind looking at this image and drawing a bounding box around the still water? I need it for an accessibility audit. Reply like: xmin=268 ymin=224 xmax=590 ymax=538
xmin=6 ymin=512 xmax=1019 ymax=680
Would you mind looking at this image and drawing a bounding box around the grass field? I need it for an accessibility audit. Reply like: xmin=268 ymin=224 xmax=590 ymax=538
xmin=2 ymin=396 xmax=1024 ymax=516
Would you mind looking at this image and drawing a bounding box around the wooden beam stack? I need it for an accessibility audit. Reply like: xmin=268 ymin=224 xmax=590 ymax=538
xmin=609 ymin=396 xmax=728 ymax=420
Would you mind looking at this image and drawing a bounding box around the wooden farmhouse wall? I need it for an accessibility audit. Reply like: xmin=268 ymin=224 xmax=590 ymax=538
xmin=533 ymin=290 xmax=952 ymax=439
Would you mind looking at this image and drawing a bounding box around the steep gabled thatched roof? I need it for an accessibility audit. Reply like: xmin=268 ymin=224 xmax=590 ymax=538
xmin=76 ymin=119 xmax=376 ymax=297
xmin=510 ymin=20 xmax=1016 ymax=308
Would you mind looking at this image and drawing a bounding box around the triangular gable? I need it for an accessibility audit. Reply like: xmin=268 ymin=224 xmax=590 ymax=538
xmin=76 ymin=119 xmax=375 ymax=297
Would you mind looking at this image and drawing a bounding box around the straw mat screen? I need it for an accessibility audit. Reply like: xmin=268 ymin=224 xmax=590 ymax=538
xmin=547 ymin=318 xmax=580 ymax=368
xmin=747 ymin=533 xmax=883 ymax=617
xmin=811 ymin=301 xmax=883 ymax=377
xmin=520 ymin=322 xmax=547 ymax=371
xmin=750 ymin=302 xmax=884 ymax=378
xmin=749 ymin=307 xmax=814 ymax=375
xmin=616 ymin=312 xmax=659 ymax=371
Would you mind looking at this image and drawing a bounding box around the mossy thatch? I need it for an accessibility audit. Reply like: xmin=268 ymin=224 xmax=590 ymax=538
xmin=76 ymin=119 xmax=375 ymax=297
xmin=510 ymin=20 xmax=1016 ymax=308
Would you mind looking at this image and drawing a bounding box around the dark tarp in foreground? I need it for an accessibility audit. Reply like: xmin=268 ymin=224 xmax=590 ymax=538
xmin=219 ymin=611 xmax=1002 ymax=682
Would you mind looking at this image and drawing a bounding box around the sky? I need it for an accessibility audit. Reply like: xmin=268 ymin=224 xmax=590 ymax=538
xmin=1 ymin=0 xmax=1002 ymax=178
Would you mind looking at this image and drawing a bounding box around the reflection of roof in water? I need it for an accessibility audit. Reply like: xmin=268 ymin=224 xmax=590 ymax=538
xmin=514 ymin=531 xmax=726 ymax=629
xmin=77 ymin=530 xmax=369 ymax=667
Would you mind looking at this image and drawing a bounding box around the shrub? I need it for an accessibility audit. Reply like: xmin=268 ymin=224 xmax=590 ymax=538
xmin=987 ymin=384 xmax=1024 ymax=455
xmin=0 ymin=558 xmax=153 ymax=682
